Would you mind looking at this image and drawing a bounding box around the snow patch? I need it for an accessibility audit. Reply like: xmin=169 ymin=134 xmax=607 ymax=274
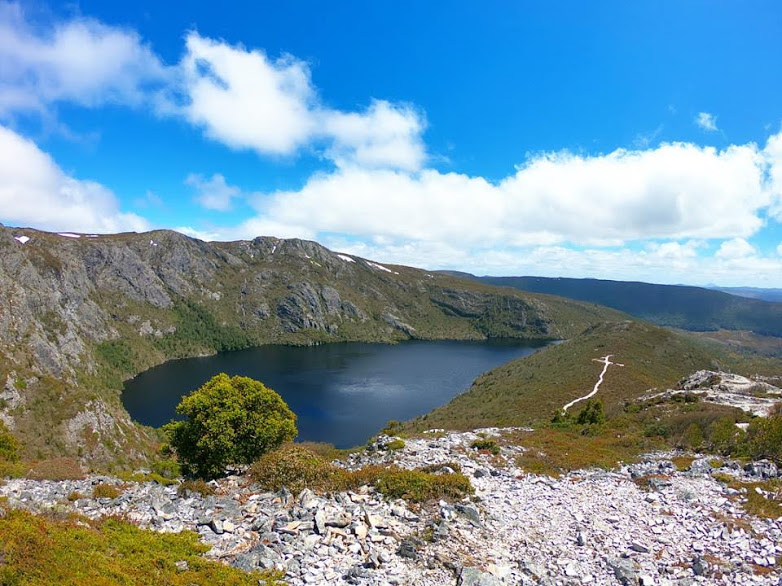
xmin=337 ymin=254 xmax=355 ymax=263
xmin=149 ymin=240 xmax=158 ymax=247
xmin=271 ymin=245 xmax=277 ymax=254
xmin=367 ymin=261 xmax=399 ymax=275
xmin=13 ymin=235 xmax=30 ymax=244
xmin=86 ymin=234 xmax=99 ymax=238
xmin=58 ymin=233 xmax=81 ymax=238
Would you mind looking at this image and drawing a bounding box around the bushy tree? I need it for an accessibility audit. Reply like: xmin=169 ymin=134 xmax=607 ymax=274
xmin=165 ymin=373 xmax=297 ymax=478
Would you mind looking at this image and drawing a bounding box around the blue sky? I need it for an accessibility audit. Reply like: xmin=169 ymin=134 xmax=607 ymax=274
xmin=1 ymin=1 xmax=782 ymax=286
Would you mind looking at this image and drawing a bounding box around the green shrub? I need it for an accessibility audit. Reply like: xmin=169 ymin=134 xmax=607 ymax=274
xmin=165 ymin=374 xmax=297 ymax=479
xmin=249 ymin=444 xmax=347 ymax=494
xmin=419 ymin=461 xmax=462 ymax=474
xmin=151 ymin=457 xmax=181 ymax=479
xmin=707 ymin=417 xmax=744 ymax=454
xmin=178 ymin=479 xmax=216 ymax=498
xmin=250 ymin=444 xmax=473 ymax=502
xmin=385 ymin=439 xmax=405 ymax=451
xmin=93 ymin=484 xmax=121 ymax=499
xmin=0 ymin=422 xmax=19 ymax=463
xmin=368 ymin=467 xmax=473 ymax=502
xmin=470 ymin=439 xmax=500 ymax=455
xmin=741 ymin=415 xmax=782 ymax=463
xmin=576 ymin=400 xmax=606 ymax=426
xmin=26 ymin=458 xmax=84 ymax=481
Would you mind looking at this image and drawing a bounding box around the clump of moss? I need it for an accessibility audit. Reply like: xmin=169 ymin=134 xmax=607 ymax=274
xmin=26 ymin=458 xmax=84 ymax=481
xmin=385 ymin=439 xmax=405 ymax=451
xmin=671 ymin=456 xmax=696 ymax=471
xmin=419 ymin=461 xmax=462 ymax=474
xmin=92 ymin=483 xmax=121 ymax=499
xmin=178 ymin=479 xmax=215 ymax=498
xmin=470 ymin=438 xmax=500 ymax=455
xmin=66 ymin=491 xmax=84 ymax=502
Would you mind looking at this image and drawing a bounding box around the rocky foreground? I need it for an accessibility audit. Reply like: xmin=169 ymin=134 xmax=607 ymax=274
xmin=2 ymin=429 xmax=782 ymax=586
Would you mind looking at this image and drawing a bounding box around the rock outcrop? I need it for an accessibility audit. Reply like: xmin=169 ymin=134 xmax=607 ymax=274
xmin=3 ymin=428 xmax=782 ymax=585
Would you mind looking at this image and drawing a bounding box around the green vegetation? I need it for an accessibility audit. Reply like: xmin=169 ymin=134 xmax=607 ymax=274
xmin=178 ymin=479 xmax=216 ymax=498
xmin=153 ymin=300 xmax=254 ymax=358
xmin=403 ymin=321 xmax=721 ymax=433
xmin=249 ymin=444 xmax=348 ymax=494
xmin=512 ymin=425 xmax=659 ymax=476
xmin=92 ymin=483 xmax=121 ymax=499
xmin=25 ymin=458 xmax=85 ymax=481
xmin=384 ymin=439 xmax=405 ymax=451
xmin=249 ymin=443 xmax=473 ymax=502
xmin=0 ymin=508 xmax=283 ymax=585
xmin=0 ymin=421 xmax=19 ymax=463
xmin=711 ymin=474 xmax=782 ymax=520
xmin=470 ymin=438 xmax=500 ymax=455
xmin=165 ymin=374 xmax=297 ymax=479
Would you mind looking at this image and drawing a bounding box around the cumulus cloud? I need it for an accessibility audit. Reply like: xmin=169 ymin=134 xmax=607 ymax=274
xmin=179 ymin=33 xmax=316 ymax=156
xmin=715 ymin=238 xmax=756 ymax=259
xmin=247 ymin=138 xmax=776 ymax=249
xmin=177 ymin=33 xmax=426 ymax=169
xmin=0 ymin=125 xmax=149 ymax=233
xmin=323 ymin=100 xmax=426 ymax=171
xmin=0 ymin=1 xmax=169 ymax=116
xmin=186 ymin=173 xmax=241 ymax=211
xmin=695 ymin=112 xmax=718 ymax=131
xmin=0 ymin=8 xmax=427 ymax=170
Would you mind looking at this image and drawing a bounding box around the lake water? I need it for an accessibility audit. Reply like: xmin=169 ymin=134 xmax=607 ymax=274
xmin=121 ymin=339 xmax=546 ymax=448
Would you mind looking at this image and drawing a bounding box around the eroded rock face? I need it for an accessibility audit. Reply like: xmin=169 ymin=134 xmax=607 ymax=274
xmin=3 ymin=428 xmax=782 ymax=585
xmin=642 ymin=370 xmax=782 ymax=417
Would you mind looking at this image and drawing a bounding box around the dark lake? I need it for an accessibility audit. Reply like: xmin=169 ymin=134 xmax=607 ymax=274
xmin=121 ymin=339 xmax=546 ymax=448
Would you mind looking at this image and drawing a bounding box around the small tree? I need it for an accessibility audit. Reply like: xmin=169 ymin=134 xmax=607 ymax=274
xmin=165 ymin=373 xmax=297 ymax=478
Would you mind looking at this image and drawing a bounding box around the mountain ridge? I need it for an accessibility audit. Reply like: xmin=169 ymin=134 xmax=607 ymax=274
xmin=0 ymin=225 xmax=621 ymax=465
xmin=439 ymin=272 xmax=782 ymax=336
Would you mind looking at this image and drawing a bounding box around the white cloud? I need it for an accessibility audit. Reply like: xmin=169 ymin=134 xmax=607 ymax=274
xmin=324 ymin=100 xmax=426 ymax=171
xmin=179 ymin=33 xmax=316 ymax=156
xmin=0 ymin=2 xmax=169 ymax=116
xmin=177 ymin=33 xmax=426 ymax=170
xmin=0 ymin=125 xmax=149 ymax=233
xmin=695 ymin=112 xmax=718 ymax=132
xmin=778 ymin=242 xmax=782 ymax=256
xmin=765 ymin=130 xmax=782 ymax=220
xmin=0 ymin=9 xmax=425 ymax=169
xmin=246 ymin=138 xmax=775 ymax=249
xmin=186 ymin=173 xmax=241 ymax=211
xmin=715 ymin=238 xmax=756 ymax=259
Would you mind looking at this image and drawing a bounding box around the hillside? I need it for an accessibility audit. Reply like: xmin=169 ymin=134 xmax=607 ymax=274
xmin=403 ymin=320 xmax=782 ymax=433
xmin=447 ymin=274 xmax=782 ymax=336
xmin=709 ymin=286 xmax=782 ymax=303
xmin=0 ymin=226 xmax=621 ymax=465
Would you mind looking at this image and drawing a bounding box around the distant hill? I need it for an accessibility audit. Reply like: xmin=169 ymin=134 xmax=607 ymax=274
xmin=709 ymin=286 xmax=782 ymax=303
xmin=441 ymin=273 xmax=782 ymax=337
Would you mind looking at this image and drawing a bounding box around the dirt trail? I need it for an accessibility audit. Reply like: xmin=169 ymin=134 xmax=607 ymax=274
xmin=562 ymin=354 xmax=623 ymax=412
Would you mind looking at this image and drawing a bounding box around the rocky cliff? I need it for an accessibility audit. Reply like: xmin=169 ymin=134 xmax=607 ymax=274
xmin=0 ymin=225 xmax=619 ymax=465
